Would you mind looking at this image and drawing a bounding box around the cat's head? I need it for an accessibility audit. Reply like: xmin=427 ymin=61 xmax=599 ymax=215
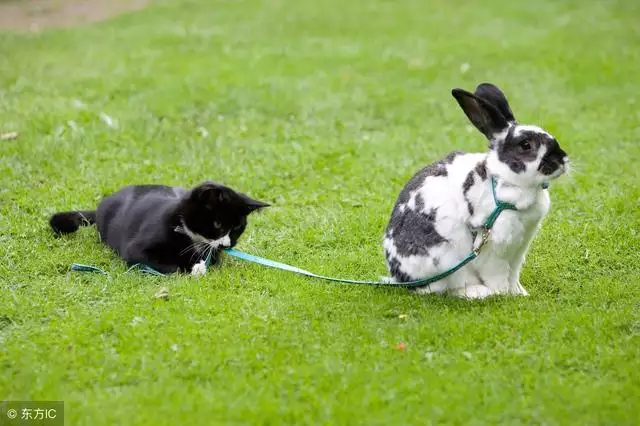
xmin=180 ymin=181 xmax=270 ymax=249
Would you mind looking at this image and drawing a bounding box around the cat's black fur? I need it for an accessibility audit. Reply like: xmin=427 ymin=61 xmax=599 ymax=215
xmin=50 ymin=181 xmax=269 ymax=274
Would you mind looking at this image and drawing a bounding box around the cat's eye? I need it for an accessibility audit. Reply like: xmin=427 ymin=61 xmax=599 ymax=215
xmin=213 ymin=221 xmax=221 ymax=229
xmin=520 ymin=140 xmax=531 ymax=150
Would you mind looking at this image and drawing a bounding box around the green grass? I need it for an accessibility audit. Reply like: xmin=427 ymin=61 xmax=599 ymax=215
xmin=1 ymin=0 xmax=639 ymax=424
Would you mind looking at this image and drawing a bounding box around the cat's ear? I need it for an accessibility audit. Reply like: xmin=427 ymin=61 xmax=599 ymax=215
xmin=192 ymin=184 xmax=232 ymax=205
xmin=240 ymin=194 xmax=270 ymax=213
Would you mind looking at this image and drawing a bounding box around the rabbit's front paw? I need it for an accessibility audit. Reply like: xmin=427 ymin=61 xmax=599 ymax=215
xmin=510 ymin=281 xmax=529 ymax=296
xmin=456 ymin=284 xmax=493 ymax=299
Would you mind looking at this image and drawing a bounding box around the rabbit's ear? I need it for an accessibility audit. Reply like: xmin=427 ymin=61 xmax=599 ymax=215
xmin=474 ymin=83 xmax=516 ymax=122
xmin=451 ymin=88 xmax=510 ymax=140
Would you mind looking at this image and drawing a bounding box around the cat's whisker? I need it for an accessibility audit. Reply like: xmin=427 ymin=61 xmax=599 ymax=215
xmin=179 ymin=242 xmax=201 ymax=256
xmin=204 ymin=244 xmax=216 ymax=265
xmin=179 ymin=245 xmax=193 ymax=256
xmin=183 ymin=240 xmax=210 ymax=264
xmin=187 ymin=242 xmax=203 ymax=256
xmin=189 ymin=241 xmax=210 ymax=263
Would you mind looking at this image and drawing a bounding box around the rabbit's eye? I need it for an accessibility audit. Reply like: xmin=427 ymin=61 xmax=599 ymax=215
xmin=213 ymin=221 xmax=222 ymax=229
xmin=520 ymin=140 xmax=531 ymax=150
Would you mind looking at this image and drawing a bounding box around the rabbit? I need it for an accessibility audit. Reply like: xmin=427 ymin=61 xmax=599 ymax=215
xmin=383 ymin=83 xmax=569 ymax=298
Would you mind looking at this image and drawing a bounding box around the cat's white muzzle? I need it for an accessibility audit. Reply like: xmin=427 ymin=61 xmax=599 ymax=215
xmin=210 ymin=234 xmax=231 ymax=249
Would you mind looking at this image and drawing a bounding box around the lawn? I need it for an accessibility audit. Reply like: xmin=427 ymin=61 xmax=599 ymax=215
xmin=1 ymin=0 xmax=639 ymax=424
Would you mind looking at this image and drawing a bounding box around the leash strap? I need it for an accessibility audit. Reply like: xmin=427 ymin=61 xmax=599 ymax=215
xmin=223 ymin=248 xmax=477 ymax=287
xmin=223 ymin=176 xmax=517 ymax=287
xmin=71 ymin=176 xmax=530 ymax=287
xmin=71 ymin=263 xmax=109 ymax=275
xmin=72 ymin=262 xmax=167 ymax=277
xmin=71 ymin=250 xmax=215 ymax=278
xmin=125 ymin=263 xmax=167 ymax=277
xmin=484 ymin=176 xmax=517 ymax=227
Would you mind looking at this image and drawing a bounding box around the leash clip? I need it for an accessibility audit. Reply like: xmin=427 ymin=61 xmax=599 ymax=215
xmin=473 ymin=228 xmax=491 ymax=255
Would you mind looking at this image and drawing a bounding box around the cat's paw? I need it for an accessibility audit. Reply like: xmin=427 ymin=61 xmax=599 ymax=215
xmin=190 ymin=260 xmax=207 ymax=277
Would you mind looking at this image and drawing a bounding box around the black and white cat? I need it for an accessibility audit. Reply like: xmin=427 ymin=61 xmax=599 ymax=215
xmin=50 ymin=181 xmax=269 ymax=275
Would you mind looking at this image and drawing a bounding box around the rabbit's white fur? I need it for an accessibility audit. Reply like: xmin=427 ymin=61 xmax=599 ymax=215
xmin=384 ymin=150 xmax=549 ymax=298
xmin=383 ymin=84 xmax=568 ymax=298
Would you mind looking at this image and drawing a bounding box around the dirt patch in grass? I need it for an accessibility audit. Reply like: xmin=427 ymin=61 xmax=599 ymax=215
xmin=0 ymin=0 xmax=151 ymax=31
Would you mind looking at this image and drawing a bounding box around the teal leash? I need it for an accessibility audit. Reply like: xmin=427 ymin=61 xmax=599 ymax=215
xmin=484 ymin=175 xmax=517 ymax=228
xmin=125 ymin=263 xmax=168 ymax=277
xmin=224 ymin=176 xmax=519 ymax=287
xmin=71 ymin=263 xmax=110 ymax=275
xmin=222 ymin=247 xmax=478 ymax=287
xmin=71 ymin=250 xmax=215 ymax=278
xmin=71 ymin=176 xmax=538 ymax=287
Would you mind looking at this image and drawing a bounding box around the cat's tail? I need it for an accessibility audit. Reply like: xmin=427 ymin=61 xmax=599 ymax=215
xmin=49 ymin=210 xmax=96 ymax=234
